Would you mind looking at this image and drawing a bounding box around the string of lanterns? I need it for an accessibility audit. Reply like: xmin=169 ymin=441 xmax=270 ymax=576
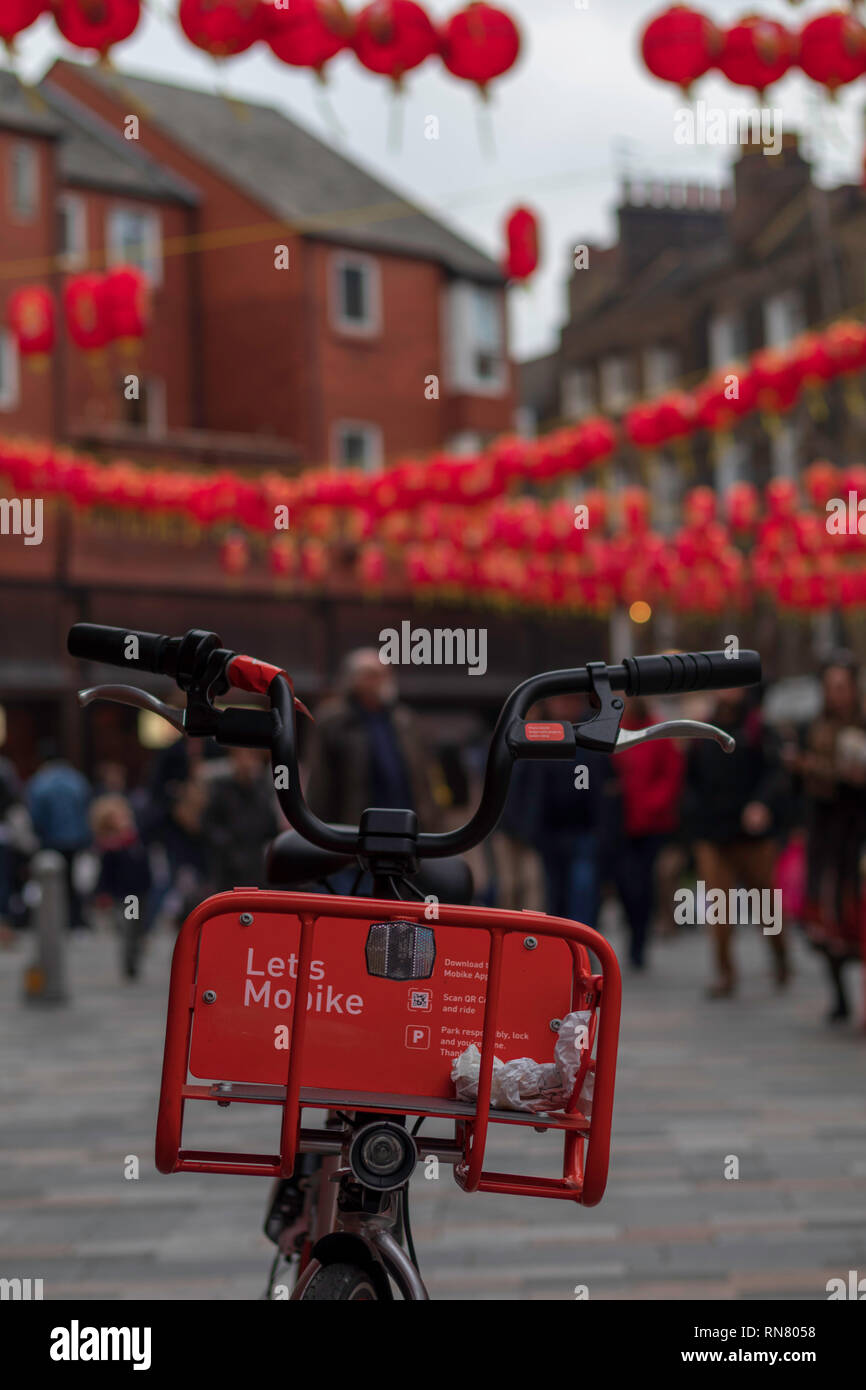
xmin=1 ymin=433 xmax=863 ymax=616
xmin=641 ymin=6 xmax=866 ymax=96
xmin=4 ymin=305 xmax=866 ymax=511
xmin=3 ymin=2 xmax=521 ymax=92
xmin=6 ymin=267 xmax=150 ymax=362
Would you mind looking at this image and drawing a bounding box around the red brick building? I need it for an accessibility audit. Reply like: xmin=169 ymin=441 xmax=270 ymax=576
xmin=0 ymin=64 xmax=530 ymax=773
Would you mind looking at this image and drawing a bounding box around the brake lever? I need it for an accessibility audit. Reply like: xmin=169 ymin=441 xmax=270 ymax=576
xmin=614 ymin=720 xmax=735 ymax=754
xmin=77 ymin=684 xmax=186 ymax=734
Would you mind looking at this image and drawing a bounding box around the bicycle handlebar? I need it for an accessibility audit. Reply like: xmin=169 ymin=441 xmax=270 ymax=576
xmin=68 ymin=622 xmax=762 ymax=862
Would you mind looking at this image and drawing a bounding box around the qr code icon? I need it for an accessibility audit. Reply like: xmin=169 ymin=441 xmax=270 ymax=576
xmin=408 ymin=989 xmax=432 ymax=1012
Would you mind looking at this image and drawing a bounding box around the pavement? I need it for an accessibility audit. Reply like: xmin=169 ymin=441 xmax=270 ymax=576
xmin=1 ymin=913 xmax=865 ymax=1301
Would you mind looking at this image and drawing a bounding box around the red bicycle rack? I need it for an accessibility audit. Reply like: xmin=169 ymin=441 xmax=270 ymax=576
xmin=156 ymin=890 xmax=622 ymax=1204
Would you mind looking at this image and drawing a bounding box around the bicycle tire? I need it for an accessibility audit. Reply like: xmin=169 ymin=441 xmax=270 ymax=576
xmin=299 ymin=1262 xmax=378 ymax=1301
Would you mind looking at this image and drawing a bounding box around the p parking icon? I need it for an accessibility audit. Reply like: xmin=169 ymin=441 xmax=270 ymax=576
xmin=405 ymin=1025 xmax=431 ymax=1049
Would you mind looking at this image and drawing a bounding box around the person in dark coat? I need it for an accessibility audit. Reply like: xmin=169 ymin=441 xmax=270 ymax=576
xmin=201 ymin=747 xmax=281 ymax=893
xmin=684 ymin=686 xmax=790 ymax=998
xmin=304 ymin=649 xmax=440 ymax=830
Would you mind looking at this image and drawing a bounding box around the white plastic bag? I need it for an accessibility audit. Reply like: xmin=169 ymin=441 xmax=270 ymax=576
xmin=450 ymin=1010 xmax=593 ymax=1114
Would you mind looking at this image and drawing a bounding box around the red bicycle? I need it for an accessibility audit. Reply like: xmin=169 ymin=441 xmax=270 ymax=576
xmin=69 ymin=623 xmax=761 ymax=1301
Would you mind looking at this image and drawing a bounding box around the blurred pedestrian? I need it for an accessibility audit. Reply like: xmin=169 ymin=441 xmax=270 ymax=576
xmin=27 ymin=741 xmax=91 ymax=930
xmin=611 ymin=696 xmax=685 ymax=969
xmin=786 ymin=655 xmax=866 ymax=1022
xmin=684 ymin=687 xmax=790 ymax=998
xmin=0 ymin=757 xmax=37 ymax=945
xmin=526 ymin=694 xmax=616 ymax=930
xmin=305 ymin=649 xmax=440 ymax=827
xmin=201 ymin=747 xmax=281 ymax=893
xmin=89 ymin=793 xmax=152 ymax=979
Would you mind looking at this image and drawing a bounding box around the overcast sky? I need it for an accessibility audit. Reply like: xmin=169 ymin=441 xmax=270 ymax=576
xmin=10 ymin=0 xmax=865 ymax=362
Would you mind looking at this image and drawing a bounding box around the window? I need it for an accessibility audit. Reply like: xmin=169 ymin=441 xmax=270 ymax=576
xmin=122 ymin=376 xmax=167 ymax=436
xmin=708 ymin=311 xmax=748 ymax=368
xmin=330 ymin=253 xmax=381 ymax=335
xmin=444 ymin=282 xmax=506 ymax=395
xmin=9 ymin=142 xmax=38 ymax=222
xmin=643 ymin=346 xmax=680 ymax=397
xmin=0 ymin=330 xmax=21 ymax=411
xmin=58 ymin=194 xmax=88 ymax=270
xmin=332 ymin=421 xmax=383 ymax=472
xmin=561 ymin=367 xmax=595 ymax=420
xmin=106 ymin=206 xmax=162 ymax=284
xmin=598 ymin=355 xmax=635 ymax=412
xmin=763 ymin=290 xmax=806 ymax=349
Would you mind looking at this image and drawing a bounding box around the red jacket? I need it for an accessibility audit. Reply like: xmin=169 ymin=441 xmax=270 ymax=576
xmin=616 ymin=718 xmax=684 ymax=838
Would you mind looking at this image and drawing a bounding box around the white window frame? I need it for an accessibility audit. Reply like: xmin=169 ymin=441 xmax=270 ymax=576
xmin=561 ymin=367 xmax=595 ymax=421
xmin=708 ymin=310 xmax=748 ymax=368
xmin=642 ymin=345 xmax=679 ymax=398
xmin=331 ymin=419 xmax=384 ymax=472
xmin=599 ymin=354 xmax=635 ymax=412
xmin=442 ymin=281 xmax=507 ymax=397
xmin=106 ymin=205 xmax=163 ymax=286
xmin=0 ymin=330 xmax=21 ymax=411
xmin=58 ymin=192 xmax=88 ymax=270
xmin=763 ymin=289 xmax=806 ymax=349
xmin=9 ymin=142 xmax=38 ymax=223
xmin=329 ymin=252 xmax=382 ymax=337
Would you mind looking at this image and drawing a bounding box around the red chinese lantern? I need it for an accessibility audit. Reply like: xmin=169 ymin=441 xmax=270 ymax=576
xmin=268 ymin=536 xmax=295 ymax=579
xmin=63 ymin=272 xmax=111 ymax=352
xmin=824 ymin=319 xmax=866 ymax=376
xmin=640 ymin=5 xmax=723 ymax=91
xmin=683 ymin=485 xmax=716 ymax=529
xmin=503 ymin=205 xmax=540 ymax=281
xmin=625 ymin=402 xmax=664 ymax=450
xmin=263 ymin=0 xmax=352 ymax=74
xmin=439 ymin=3 xmax=521 ymax=94
xmin=50 ymin=0 xmax=141 ymax=56
xmin=620 ymin=486 xmax=651 ymax=534
xmin=717 ymin=16 xmax=797 ymax=94
xmin=8 ymin=285 xmax=56 ymax=365
xmin=178 ymin=0 xmax=263 ymax=58
xmin=0 ymin=1 xmax=46 ymax=49
xmin=103 ymin=265 xmax=150 ymax=347
xmin=803 ymin=460 xmax=839 ymax=509
xmin=798 ymin=12 xmax=866 ymax=92
xmin=353 ymin=0 xmax=438 ymax=81
xmin=725 ymin=480 xmax=759 ymax=532
xmin=654 ymin=390 xmax=696 ymax=442
xmin=751 ymin=347 xmax=800 ymax=414
xmin=790 ymin=331 xmax=835 ymax=390
xmin=219 ymin=532 xmax=250 ymax=577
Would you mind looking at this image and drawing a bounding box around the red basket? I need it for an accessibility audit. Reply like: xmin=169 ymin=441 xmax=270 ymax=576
xmin=156 ymin=891 xmax=621 ymax=1204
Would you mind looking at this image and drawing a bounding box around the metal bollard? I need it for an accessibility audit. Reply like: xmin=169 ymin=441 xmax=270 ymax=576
xmin=22 ymin=850 xmax=70 ymax=1005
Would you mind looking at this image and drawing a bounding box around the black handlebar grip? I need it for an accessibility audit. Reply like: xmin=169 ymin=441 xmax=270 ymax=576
xmin=67 ymin=623 xmax=180 ymax=676
xmin=622 ymin=650 xmax=762 ymax=698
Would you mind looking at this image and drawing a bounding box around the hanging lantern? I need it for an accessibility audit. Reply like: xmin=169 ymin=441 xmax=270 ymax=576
xmin=50 ymin=0 xmax=141 ymax=57
xmin=440 ymin=3 xmax=521 ymax=95
xmin=219 ymin=532 xmax=250 ymax=576
xmin=640 ymin=5 xmax=723 ymax=92
xmin=803 ymin=460 xmax=839 ymax=510
xmin=63 ymin=272 xmax=111 ymax=352
xmin=751 ymin=347 xmax=801 ymax=415
xmin=178 ymin=0 xmax=263 ymax=58
xmin=824 ymin=319 xmax=866 ymax=376
xmin=103 ymin=265 xmax=150 ymax=348
xmin=503 ymin=205 xmax=540 ymax=281
xmin=725 ymin=480 xmax=760 ymax=532
xmin=718 ymin=16 xmax=797 ymax=94
xmin=1 ymin=1 xmax=46 ymax=51
xmin=798 ymin=12 xmax=866 ymax=92
xmin=353 ymin=0 xmax=438 ymax=82
xmin=263 ymin=0 xmax=353 ymax=75
xmin=8 ymin=285 xmax=56 ymax=366
xmin=625 ymin=402 xmax=664 ymax=450
xmin=683 ymin=485 xmax=716 ymax=529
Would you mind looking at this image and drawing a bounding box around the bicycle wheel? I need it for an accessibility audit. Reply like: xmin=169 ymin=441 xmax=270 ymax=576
xmin=299 ymin=1262 xmax=378 ymax=1301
